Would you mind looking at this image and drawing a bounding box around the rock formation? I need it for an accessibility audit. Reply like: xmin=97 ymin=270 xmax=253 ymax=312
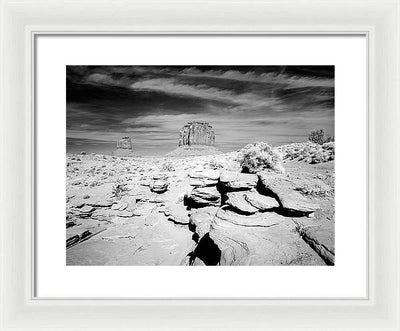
xmin=114 ymin=136 xmax=135 ymax=156
xmin=66 ymin=141 xmax=335 ymax=266
xmin=258 ymin=173 xmax=319 ymax=214
xmin=178 ymin=121 xmax=215 ymax=146
xmin=186 ymin=169 xmax=221 ymax=207
xmin=209 ymin=208 xmax=325 ymax=266
xmin=166 ymin=121 xmax=221 ymax=156
xmin=219 ymin=171 xmax=258 ymax=190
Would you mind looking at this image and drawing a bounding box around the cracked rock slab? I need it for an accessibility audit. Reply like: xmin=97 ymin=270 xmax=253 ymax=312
xmin=294 ymin=219 xmax=335 ymax=265
xmin=209 ymin=209 xmax=326 ymax=266
xmin=187 ymin=186 xmax=221 ymax=207
xmin=164 ymin=204 xmax=190 ymax=225
xmin=219 ymin=171 xmax=258 ymax=190
xmin=150 ymin=180 xmax=169 ymax=193
xmin=258 ymin=173 xmax=319 ymax=214
xmin=225 ymin=191 xmax=259 ymax=214
xmin=68 ymin=183 xmax=114 ymax=208
xmin=188 ymin=169 xmax=220 ymax=187
xmin=243 ymin=191 xmax=280 ymax=211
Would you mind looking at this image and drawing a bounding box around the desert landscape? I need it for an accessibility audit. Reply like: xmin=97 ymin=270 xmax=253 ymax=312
xmin=66 ymin=65 xmax=334 ymax=266
xmin=66 ymin=122 xmax=334 ymax=266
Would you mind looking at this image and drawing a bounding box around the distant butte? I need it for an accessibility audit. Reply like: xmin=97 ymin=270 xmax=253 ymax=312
xmin=178 ymin=121 xmax=215 ymax=147
xmin=167 ymin=121 xmax=221 ymax=157
xmin=114 ymin=136 xmax=135 ymax=156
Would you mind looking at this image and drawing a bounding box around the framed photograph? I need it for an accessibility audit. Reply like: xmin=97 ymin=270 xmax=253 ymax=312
xmin=1 ymin=0 xmax=399 ymax=330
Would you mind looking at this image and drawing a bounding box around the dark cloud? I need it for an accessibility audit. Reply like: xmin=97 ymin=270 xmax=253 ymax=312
xmin=67 ymin=66 xmax=334 ymax=155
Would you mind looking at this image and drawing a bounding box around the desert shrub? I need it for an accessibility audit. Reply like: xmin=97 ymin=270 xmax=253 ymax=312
xmin=310 ymin=149 xmax=325 ymax=164
xmin=277 ymin=140 xmax=335 ymax=164
xmin=209 ymin=157 xmax=223 ymax=170
xmin=295 ymin=178 xmax=332 ymax=198
xmin=112 ymin=180 xmax=128 ymax=199
xmin=308 ymin=128 xmax=327 ymax=145
xmin=89 ymin=180 xmax=98 ymax=187
xmin=322 ymin=141 xmax=335 ymax=151
xmin=325 ymin=135 xmax=335 ymax=143
xmin=161 ymin=160 xmax=175 ymax=172
xmin=238 ymin=142 xmax=284 ymax=174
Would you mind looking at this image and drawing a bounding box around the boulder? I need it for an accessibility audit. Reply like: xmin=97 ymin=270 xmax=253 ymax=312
xmin=258 ymin=173 xmax=319 ymax=214
xmin=120 ymin=197 xmax=137 ymax=211
xmin=188 ymin=169 xmax=220 ymax=187
xmin=111 ymin=202 xmax=128 ymax=211
xmin=219 ymin=171 xmax=258 ymax=190
xmin=243 ymin=191 xmax=279 ymax=211
xmin=164 ymin=204 xmax=190 ymax=225
xmin=225 ymin=192 xmax=258 ymax=214
xmin=79 ymin=205 xmax=95 ymax=217
xmin=152 ymin=173 xmax=168 ymax=180
xmin=150 ymin=180 xmax=169 ymax=194
xmin=209 ymin=208 xmax=326 ymax=266
xmin=189 ymin=207 xmax=218 ymax=240
xmin=187 ymin=186 xmax=221 ymax=207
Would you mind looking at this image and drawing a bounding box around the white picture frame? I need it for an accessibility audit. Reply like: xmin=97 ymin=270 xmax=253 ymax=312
xmin=1 ymin=0 xmax=399 ymax=330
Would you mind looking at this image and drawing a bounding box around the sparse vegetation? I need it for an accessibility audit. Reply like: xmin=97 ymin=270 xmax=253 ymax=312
xmin=308 ymin=128 xmax=334 ymax=145
xmin=238 ymin=142 xmax=284 ymax=174
xmin=161 ymin=160 xmax=175 ymax=172
xmin=209 ymin=158 xmax=223 ymax=170
xmin=112 ymin=180 xmax=128 ymax=199
xmin=295 ymin=180 xmax=333 ymax=198
xmin=277 ymin=141 xmax=335 ymax=164
xmin=89 ymin=180 xmax=100 ymax=188
xmin=308 ymin=128 xmax=326 ymax=144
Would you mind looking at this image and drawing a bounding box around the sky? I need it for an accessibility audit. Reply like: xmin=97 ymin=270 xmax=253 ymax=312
xmin=67 ymin=65 xmax=334 ymax=156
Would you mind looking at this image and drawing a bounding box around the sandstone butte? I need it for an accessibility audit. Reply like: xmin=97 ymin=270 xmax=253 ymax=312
xmin=167 ymin=121 xmax=221 ymax=156
xmin=178 ymin=121 xmax=216 ymax=146
xmin=114 ymin=136 xmax=135 ymax=156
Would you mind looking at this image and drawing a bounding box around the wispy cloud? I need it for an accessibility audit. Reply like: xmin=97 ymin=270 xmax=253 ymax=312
xmin=180 ymin=67 xmax=334 ymax=88
xmin=130 ymin=78 xmax=277 ymax=109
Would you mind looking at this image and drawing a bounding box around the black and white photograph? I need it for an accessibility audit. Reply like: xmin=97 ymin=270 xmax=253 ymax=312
xmin=66 ymin=65 xmax=335 ymax=266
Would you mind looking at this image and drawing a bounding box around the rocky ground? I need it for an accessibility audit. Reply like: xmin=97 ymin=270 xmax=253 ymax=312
xmin=66 ymin=144 xmax=335 ymax=266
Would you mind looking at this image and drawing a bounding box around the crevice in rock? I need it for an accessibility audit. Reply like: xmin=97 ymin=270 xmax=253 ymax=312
xmin=220 ymin=204 xmax=256 ymax=216
xmin=191 ymin=233 xmax=200 ymax=243
xmin=274 ymin=208 xmax=312 ymax=218
xmin=188 ymin=221 xmax=196 ymax=233
xmin=292 ymin=220 xmax=334 ymax=266
xmin=301 ymin=236 xmax=334 ymax=266
xmin=216 ymin=180 xmax=254 ymax=193
xmin=189 ymin=233 xmax=221 ymax=266
xmin=256 ymin=178 xmax=278 ymax=200
xmin=183 ymin=195 xmax=220 ymax=209
xmin=216 ymin=181 xmax=227 ymax=206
